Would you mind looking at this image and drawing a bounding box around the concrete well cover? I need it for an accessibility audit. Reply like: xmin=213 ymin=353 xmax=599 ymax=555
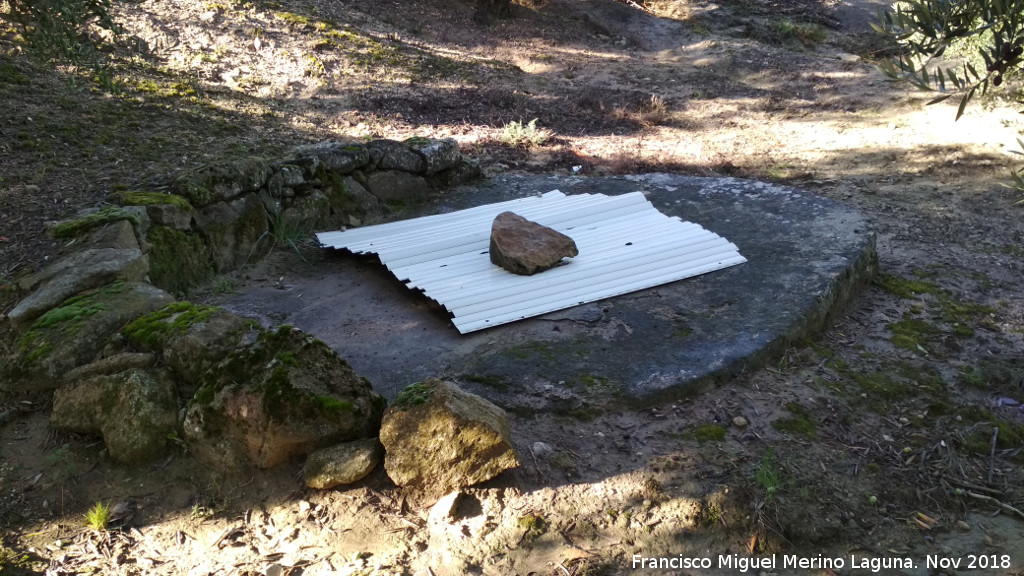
xmin=316 ymin=190 xmax=747 ymax=333
xmin=212 ymin=174 xmax=876 ymax=410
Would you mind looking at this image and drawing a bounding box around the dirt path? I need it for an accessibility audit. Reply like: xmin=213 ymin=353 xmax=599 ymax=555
xmin=2 ymin=0 xmax=1024 ymax=573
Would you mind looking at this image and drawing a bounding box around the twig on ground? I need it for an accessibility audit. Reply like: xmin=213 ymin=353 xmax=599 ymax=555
xmin=988 ymin=427 xmax=998 ymax=485
xmin=944 ymin=476 xmax=1003 ymax=496
xmin=964 ymin=491 xmax=1024 ymax=521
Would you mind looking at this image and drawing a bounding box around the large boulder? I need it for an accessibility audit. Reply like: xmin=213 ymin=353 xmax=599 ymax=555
xmin=193 ymin=194 xmax=270 ymax=272
xmin=405 ymin=137 xmax=462 ymax=175
xmin=120 ymin=303 xmax=250 ymax=394
xmin=380 ymin=379 xmax=520 ymax=497
xmin=51 ymin=368 xmax=179 ymax=464
xmin=325 ymin=176 xmax=383 ymax=227
xmin=183 ymin=325 xmax=386 ymax=471
xmin=293 ymin=141 xmax=371 ymax=175
xmin=364 ymin=170 xmax=431 ymax=202
xmin=279 ymin=189 xmax=330 ymax=233
xmin=368 ymin=139 xmax=427 ymax=173
xmin=303 ymin=437 xmax=383 ymax=489
xmin=8 ymin=248 xmax=149 ymax=331
xmin=145 ymin=226 xmax=215 ymax=294
xmin=8 ymin=282 xmax=174 ymax=393
xmin=171 ymin=157 xmax=272 ymax=208
xmin=489 ymin=212 xmax=579 ymax=275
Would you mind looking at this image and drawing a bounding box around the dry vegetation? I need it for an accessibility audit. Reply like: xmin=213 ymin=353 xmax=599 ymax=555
xmin=2 ymin=0 xmax=1024 ymax=573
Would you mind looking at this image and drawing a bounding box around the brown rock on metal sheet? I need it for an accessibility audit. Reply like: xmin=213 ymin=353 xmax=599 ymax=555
xmin=489 ymin=211 xmax=578 ymax=275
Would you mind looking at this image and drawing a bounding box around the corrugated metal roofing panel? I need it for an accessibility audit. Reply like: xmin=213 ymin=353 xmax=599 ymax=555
xmin=316 ymin=190 xmax=746 ymax=333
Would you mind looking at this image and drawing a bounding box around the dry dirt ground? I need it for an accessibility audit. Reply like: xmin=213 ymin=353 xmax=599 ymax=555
xmin=2 ymin=0 xmax=1024 ymax=573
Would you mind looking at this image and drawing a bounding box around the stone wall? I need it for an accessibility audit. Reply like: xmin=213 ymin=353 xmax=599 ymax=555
xmin=0 ymin=137 xmax=486 ymax=476
xmin=57 ymin=137 xmax=477 ymax=295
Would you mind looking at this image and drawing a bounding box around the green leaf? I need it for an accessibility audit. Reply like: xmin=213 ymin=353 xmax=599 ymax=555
xmin=927 ymin=94 xmax=953 ymax=104
xmin=955 ymin=89 xmax=972 ymax=120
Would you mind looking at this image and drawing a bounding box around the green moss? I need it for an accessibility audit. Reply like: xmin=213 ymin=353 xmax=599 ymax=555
xmin=109 ymin=190 xmax=193 ymax=211
xmin=0 ymin=59 xmax=31 ymax=85
xmin=147 ymin=226 xmax=214 ymax=294
xmin=15 ymin=283 xmax=129 ymax=363
xmin=462 ymin=373 xmax=509 ymax=391
xmin=835 ymin=361 xmax=947 ymax=413
xmin=961 ymin=417 xmax=1024 ymax=458
xmin=517 ymin=514 xmax=548 ymax=544
xmin=772 ymin=403 xmax=816 ymax=438
xmin=959 ymin=365 xmax=985 ymax=388
xmin=960 ymin=359 xmax=1024 ymax=396
xmin=314 ymin=395 xmax=354 ymax=413
xmin=575 ymin=374 xmax=610 ymax=389
xmin=261 ymin=365 xmax=294 ymax=420
xmin=275 ymin=351 xmax=298 ymax=366
xmin=50 ymin=207 xmax=139 ymax=239
xmin=876 ymin=273 xmax=998 ymax=342
xmin=889 ymin=318 xmax=939 ymax=353
xmin=391 ymin=380 xmax=438 ymax=410
xmin=507 ymin=340 xmax=556 ymax=361
xmin=193 ymin=384 xmax=216 ymax=406
xmin=403 ymin=136 xmax=432 ymax=149
xmin=122 ymin=301 xmax=218 ymax=351
xmin=693 ymin=423 xmax=727 ymax=443
xmin=873 ymin=273 xmax=942 ymax=298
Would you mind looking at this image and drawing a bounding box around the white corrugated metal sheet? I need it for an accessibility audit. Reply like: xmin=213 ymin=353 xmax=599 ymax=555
xmin=316 ymin=191 xmax=746 ymax=333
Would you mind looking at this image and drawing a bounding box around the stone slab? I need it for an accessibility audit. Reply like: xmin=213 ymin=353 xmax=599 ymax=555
xmin=209 ymin=174 xmax=876 ymax=412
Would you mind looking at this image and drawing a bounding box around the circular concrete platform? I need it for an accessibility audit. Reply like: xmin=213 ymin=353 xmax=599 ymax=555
xmin=211 ymin=174 xmax=876 ymax=413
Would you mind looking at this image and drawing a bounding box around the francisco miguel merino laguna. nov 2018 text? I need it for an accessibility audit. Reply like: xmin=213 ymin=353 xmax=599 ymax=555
xmin=630 ymin=553 xmax=1011 ymax=572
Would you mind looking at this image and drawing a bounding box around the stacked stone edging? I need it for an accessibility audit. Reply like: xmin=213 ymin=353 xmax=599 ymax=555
xmin=0 ymin=138 xmax=519 ymax=492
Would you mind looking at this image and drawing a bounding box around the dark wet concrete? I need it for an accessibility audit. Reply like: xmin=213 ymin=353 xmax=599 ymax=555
xmin=210 ymin=174 xmax=876 ymax=412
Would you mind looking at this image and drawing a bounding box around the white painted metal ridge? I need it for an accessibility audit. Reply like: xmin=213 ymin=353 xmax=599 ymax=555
xmin=317 ymin=190 xmax=747 ymax=333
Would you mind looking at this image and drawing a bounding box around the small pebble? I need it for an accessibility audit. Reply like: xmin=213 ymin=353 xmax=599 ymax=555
xmin=733 ymin=416 xmax=748 ymax=428
xmin=957 ymin=520 xmax=971 ymax=531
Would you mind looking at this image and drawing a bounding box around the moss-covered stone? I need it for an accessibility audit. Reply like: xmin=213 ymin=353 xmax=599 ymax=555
xmin=146 ymin=226 xmax=214 ymax=294
xmin=193 ymin=194 xmax=270 ymax=272
xmin=109 ymin=190 xmax=193 ymax=211
xmin=182 ymin=325 xmax=385 ymax=470
xmin=50 ymin=368 xmax=179 ymax=464
xmin=122 ymin=301 xmax=219 ymax=352
xmin=9 ymin=282 xmax=174 ymax=394
xmin=392 ymin=380 xmax=438 ymax=410
xmin=49 ymin=207 xmax=140 ymax=240
xmin=171 ymin=157 xmax=272 ymax=208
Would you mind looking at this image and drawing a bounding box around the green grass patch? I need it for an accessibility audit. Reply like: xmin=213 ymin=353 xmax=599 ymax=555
xmin=889 ymin=317 xmax=939 ymax=353
xmin=770 ymin=19 xmax=827 ymax=46
xmin=873 ymin=273 xmax=942 ymax=298
xmin=84 ymin=501 xmax=110 ymax=531
xmin=693 ymin=423 xmax=727 ymax=443
xmin=755 ymin=448 xmax=781 ymax=501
